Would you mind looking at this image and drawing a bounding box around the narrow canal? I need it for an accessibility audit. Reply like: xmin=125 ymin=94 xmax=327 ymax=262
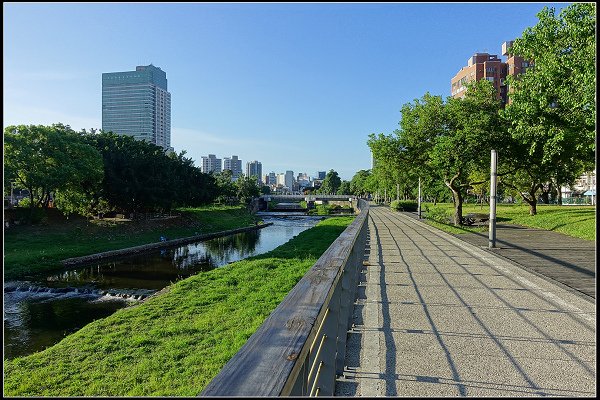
xmin=3 ymin=215 xmax=322 ymax=360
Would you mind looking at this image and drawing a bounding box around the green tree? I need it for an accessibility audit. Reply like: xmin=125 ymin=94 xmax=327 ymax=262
xmin=214 ymin=169 xmax=237 ymax=204
xmin=367 ymin=133 xmax=404 ymax=202
xmin=502 ymin=3 xmax=596 ymax=214
xmin=4 ymin=124 xmax=104 ymax=219
xmin=167 ymin=151 xmax=217 ymax=207
xmin=318 ymin=170 xmax=342 ymax=194
xmin=338 ymin=180 xmax=351 ymax=195
xmin=376 ymin=81 xmax=509 ymax=225
xmin=349 ymin=169 xmax=373 ymax=197
xmin=436 ymin=80 xmax=509 ymax=224
xmin=235 ymin=174 xmax=261 ymax=205
xmin=87 ymin=131 xmax=182 ymax=214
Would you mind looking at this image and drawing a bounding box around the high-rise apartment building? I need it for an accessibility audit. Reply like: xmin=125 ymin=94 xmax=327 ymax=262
xmin=201 ymin=154 xmax=222 ymax=174
xmin=102 ymin=64 xmax=172 ymax=150
xmin=297 ymin=173 xmax=311 ymax=190
xmin=276 ymin=173 xmax=286 ymax=187
xmin=246 ymin=161 xmax=262 ymax=184
xmin=501 ymin=40 xmax=529 ymax=105
xmin=451 ymin=52 xmax=506 ymax=102
xmin=450 ymin=41 xmax=529 ymax=105
xmin=223 ymin=155 xmax=243 ymax=181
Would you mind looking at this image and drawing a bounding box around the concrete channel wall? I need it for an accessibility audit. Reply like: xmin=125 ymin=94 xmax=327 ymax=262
xmin=61 ymin=223 xmax=273 ymax=267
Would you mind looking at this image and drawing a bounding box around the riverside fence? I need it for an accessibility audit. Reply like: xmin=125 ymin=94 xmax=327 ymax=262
xmin=200 ymin=199 xmax=370 ymax=396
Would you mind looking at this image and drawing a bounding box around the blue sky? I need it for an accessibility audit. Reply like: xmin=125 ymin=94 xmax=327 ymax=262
xmin=3 ymin=2 xmax=571 ymax=181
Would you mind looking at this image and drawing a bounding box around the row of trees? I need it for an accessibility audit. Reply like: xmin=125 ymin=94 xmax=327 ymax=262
xmin=362 ymin=3 xmax=595 ymax=225
xmin=4 ymin=124 xmax=262 ymax=219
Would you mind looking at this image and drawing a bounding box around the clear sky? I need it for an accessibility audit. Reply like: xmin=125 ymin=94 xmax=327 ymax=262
xmin=3 ymin=2 xmax=572 ymax=181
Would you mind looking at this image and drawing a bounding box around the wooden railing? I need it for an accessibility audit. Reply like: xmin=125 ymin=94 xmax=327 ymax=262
xmin=200 ymin=199 xmax=369 ymax=397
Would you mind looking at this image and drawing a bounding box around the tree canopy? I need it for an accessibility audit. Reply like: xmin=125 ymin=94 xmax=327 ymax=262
xmin=318 ymin=170 xmax=342 ymax=195
xmin=502 ymin=3 xmax=596 ymax=213
xmin=366 ymin=3 xmax=595 ymax=221
xmin=4 ymin=124 xmax=104 ymax=218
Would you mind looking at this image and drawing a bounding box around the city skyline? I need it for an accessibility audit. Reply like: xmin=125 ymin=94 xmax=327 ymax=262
xmin=3 ymin=2 xmax=571 ymax=181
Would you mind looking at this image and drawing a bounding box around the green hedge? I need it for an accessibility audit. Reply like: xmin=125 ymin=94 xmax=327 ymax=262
xmin=390 ymin=200 xmax=418 ymax=212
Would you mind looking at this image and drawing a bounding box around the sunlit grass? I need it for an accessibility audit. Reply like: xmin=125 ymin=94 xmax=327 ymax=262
xmin=420 ymin=203 xmax=595 ymax=241
xmin=4 ymin=205 xmax=258 ymax=280
xmin=3 ymin=216 xmax=354 ymax=396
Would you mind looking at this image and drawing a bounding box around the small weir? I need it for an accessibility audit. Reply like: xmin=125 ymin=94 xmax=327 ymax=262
xmin=4 ymin=215 xmax=321 ymax=360
xmin=4 ymin=283 xmax=155 ymax=301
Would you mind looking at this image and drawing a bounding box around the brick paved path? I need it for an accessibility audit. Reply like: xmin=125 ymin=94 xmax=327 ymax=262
xmin=336 ymin=205 xmax=596 ymax=397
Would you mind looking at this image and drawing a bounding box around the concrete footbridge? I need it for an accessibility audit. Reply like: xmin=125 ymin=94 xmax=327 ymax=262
xmin=257 ymin=194 xmax=357 ymax=212
xmin=259 ymin=194 xmax=357 ymax=202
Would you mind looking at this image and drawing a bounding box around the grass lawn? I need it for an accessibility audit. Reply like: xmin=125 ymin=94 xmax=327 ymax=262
xmin=420 ymin=203 xmax=596 ymax=241
xmin=3 ymin=216 xmax=354 ymax=397
xmin=4 ymin=205 xmax=259 ymax=280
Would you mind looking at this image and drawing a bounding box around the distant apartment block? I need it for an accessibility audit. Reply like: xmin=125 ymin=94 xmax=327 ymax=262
xmin=246 ymin=160 xmax=263 ymax=184
xmin=276 ymin=173 xmax=286 ymax=187
xmin=266 ymin=172 xmax=277 ymax=186
xmin=296 ymin=172 xmax=310 ymax=189
xmin=223 ymin=155 xmax=243 ymax=181
xmin=501 ymin=40 xmax=529 ymax=105
xmin=451 ymin=41 xmax=528 ymax=105
xmin=102 ymin=64 xmax=172 ymax=150
xmin=201 ymin=154 xmax=222 ymax=174
xmin=561 ymin=169 xmax=597 ymax=203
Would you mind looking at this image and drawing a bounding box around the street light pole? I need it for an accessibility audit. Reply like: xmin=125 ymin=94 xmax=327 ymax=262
xmin=489 ymin=150 xmax=498 ymax=249
xmin=418 ymin=177 xmax=422 ymax=219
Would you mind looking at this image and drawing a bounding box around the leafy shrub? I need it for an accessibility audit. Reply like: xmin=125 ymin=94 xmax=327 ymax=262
xmin=390 ymin=200 xmax=418 ymax=212
xmin=425 ymin=207 xmax=452 ymax=223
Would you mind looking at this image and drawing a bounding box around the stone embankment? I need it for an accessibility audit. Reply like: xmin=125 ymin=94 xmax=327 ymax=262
xmin=61 ymin=222 xmax=273 ymax=267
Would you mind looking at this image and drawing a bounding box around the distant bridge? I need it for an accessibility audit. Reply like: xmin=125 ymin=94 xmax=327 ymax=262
xmin=257 ymin=195 xmax=357 ymax=212
xmin=259 ymin=194 xmax=357 ymax=202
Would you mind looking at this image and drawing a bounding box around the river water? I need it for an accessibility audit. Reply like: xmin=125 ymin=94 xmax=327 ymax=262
xmin=3 ymin=215 xmax=322 ymax=360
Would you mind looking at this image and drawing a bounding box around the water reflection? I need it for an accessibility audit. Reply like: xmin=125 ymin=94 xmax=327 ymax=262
xmin=4 ymin=215 xmax=321 ymax=359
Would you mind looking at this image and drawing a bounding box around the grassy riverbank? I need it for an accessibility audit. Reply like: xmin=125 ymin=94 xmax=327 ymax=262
xmin=419 ymin=203 xmax=595 ymax=241
xmin=4 ymin=205 xmax=258 ymax=280
xmin=3 ymin=216 xmax=354 ymax=397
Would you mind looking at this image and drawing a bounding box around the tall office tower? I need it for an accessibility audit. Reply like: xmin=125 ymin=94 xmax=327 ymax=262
xmin=201 ymin=154 xmax=222 ymax=174
xmin=223 ymin=155 xmax=243 ymax=181
xmin=246 ymin=160 xmax=263 ymax=184
xmin=450 ymin=41 xmax=529 ymax=106
xmin=317 ymin=171 xmax=326 ymax=180
xmin=267 ymin=172 xmax=277 ymax=186
xmin=285 ymin=171 xmax=295 ymax=190
xmin=102 ymin=64 xmax=172 ymax=150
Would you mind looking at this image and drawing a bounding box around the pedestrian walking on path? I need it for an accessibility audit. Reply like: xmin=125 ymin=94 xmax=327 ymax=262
xmin=336 ymin=205 xmax=596 ymax=397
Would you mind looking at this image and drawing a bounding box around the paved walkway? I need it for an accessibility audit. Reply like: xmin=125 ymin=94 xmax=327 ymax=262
xmin=402 ymin=210 xmax=596 ymax=299
xmin=335 ymin=205 xmax=596 ymax=397
xmin=453 ymin=223 xmax=595 ymax=299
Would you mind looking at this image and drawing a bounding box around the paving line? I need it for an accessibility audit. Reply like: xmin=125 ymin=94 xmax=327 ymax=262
xmin=396 ymin=213 xmax=596 ymax=324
